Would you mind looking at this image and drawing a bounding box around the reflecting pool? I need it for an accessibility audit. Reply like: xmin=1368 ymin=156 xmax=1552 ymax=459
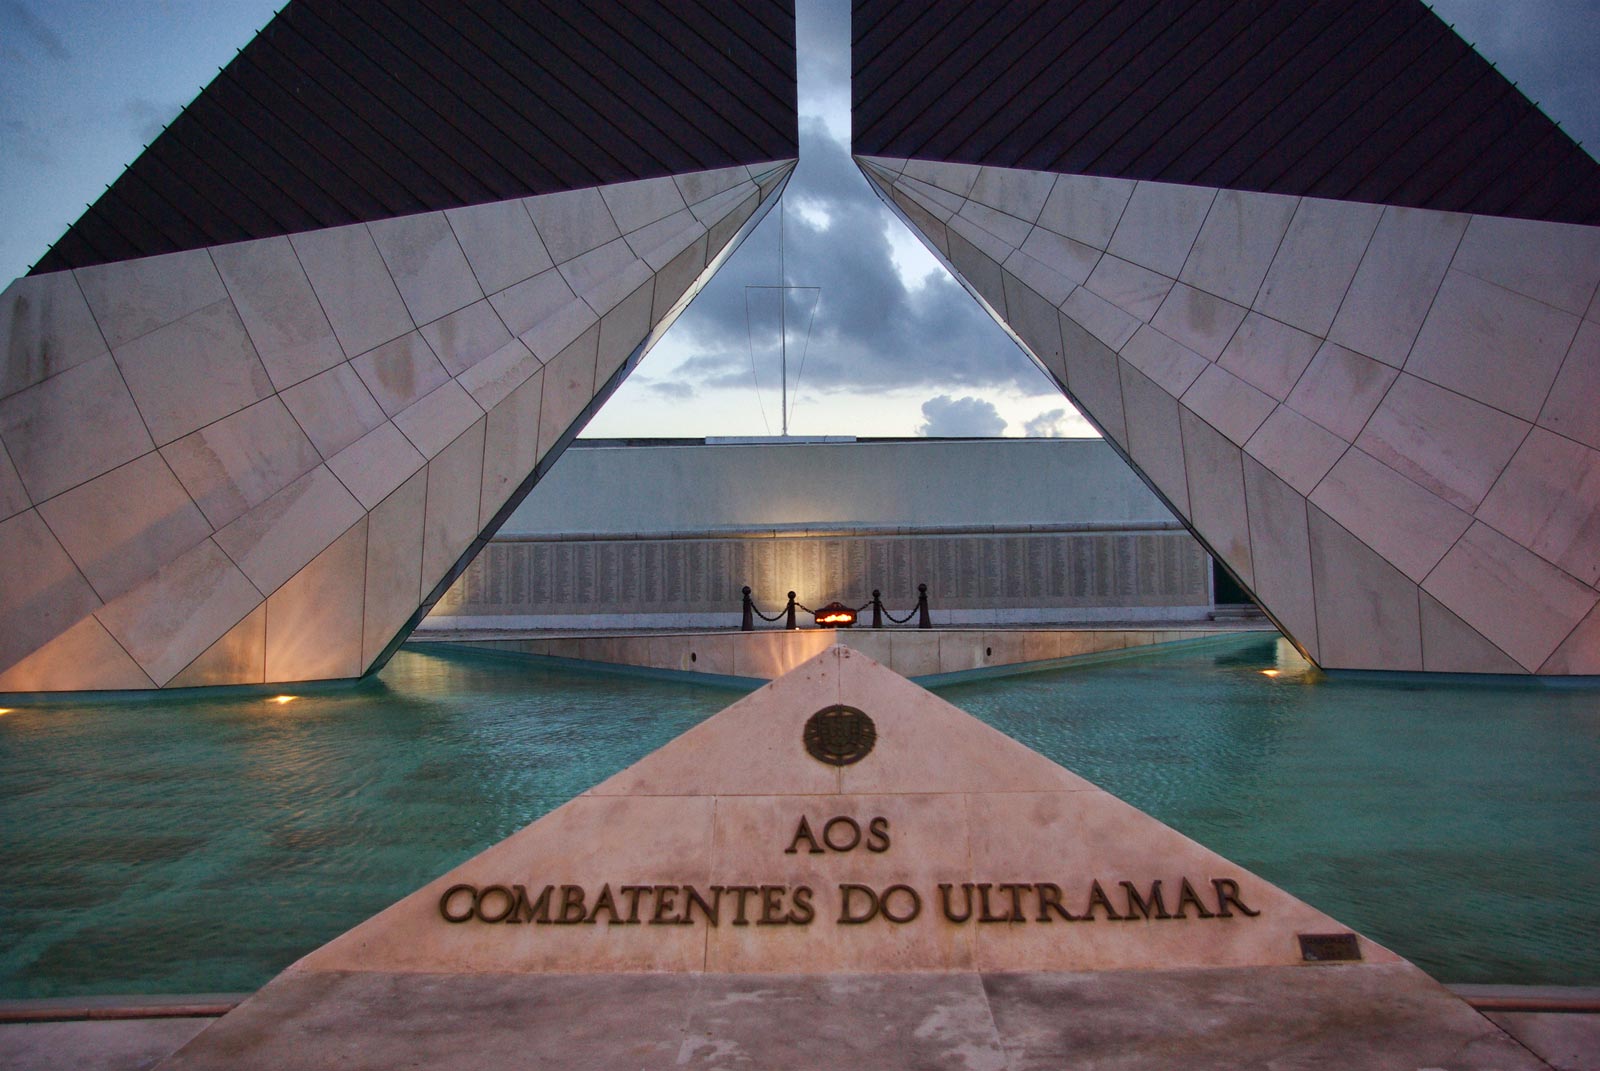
xmin=0 ymin=635 xmax=1595 ymax=998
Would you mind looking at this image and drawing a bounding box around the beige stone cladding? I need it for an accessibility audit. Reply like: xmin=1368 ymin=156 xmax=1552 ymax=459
xmin=294 ymin=646 xmax=1400 ymax=975
xmin=0 ymin=162 xmax=795 ymax=691
xmin=859 ymin=155 xmax=1600 ymax=674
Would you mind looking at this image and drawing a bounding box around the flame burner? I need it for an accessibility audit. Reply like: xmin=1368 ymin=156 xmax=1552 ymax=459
xmin=813 ymin=602 xmax=858 ymax=628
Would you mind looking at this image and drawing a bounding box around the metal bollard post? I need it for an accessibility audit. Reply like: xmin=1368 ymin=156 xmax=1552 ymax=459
xmin=742 ymin=586 xmax=754 ymax=631
xmin=871 ymin=589 xmax=883 ymax=629
xmin=785 ymin=591 xmax=798 ymax=630
xmin=917 ymin=583 xmax=931 ymax=629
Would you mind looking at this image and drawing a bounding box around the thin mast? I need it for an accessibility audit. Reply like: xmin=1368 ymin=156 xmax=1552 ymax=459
xmin=779 ymin=200 xmax=787 ymax=437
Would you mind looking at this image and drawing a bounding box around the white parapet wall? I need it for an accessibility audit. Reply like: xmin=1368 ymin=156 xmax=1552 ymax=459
xmin=415 ymin=626 xmax=1257 ymax=683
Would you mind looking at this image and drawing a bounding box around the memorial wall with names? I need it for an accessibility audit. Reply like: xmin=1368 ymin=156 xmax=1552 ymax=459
xmin=432 ymin=526 xmax=1211 ymax=619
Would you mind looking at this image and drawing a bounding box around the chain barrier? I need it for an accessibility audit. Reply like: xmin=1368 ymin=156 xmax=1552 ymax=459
xmin=740 ymin=586 xmax=789 ymax=626
xmin=740 ymin=584 xmax=931 ymax=630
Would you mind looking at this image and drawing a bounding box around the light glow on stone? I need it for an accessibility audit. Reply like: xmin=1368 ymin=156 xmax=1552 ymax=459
xmin=271 ymin=695 xmax=298 ymax=705
xmin=1260 ymin=669 xmax=1280 ymax=677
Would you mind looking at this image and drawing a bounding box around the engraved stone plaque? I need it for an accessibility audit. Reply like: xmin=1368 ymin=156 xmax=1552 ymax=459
xmin=1299 ymin=933 xmax=1362 ymax=962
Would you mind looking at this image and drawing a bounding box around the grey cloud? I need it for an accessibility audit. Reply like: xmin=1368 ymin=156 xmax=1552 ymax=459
xmin=661 ymin=114 xmax=1048 ymax=399
xmin=122 ymin=98 xmax=175 ymax=144
xmin=1 ymin=1 xmax=69 ymax=61
xmin=643 ymin=380 xmax=696 ymax=400
xmin=796 ymin=0 xmax=851 ymax=124
xmin=1024 ymin=409 xmax=1070 ymax=438
xmin=671 ymin=347 xmax=763 ymax=392
xmin=1 ymin=117 xmax=53 ymax=166
xmin=797 ymin=0 xmax=850 ymax=88
xmin=916 ymin=395 xmax=1007 ymax=438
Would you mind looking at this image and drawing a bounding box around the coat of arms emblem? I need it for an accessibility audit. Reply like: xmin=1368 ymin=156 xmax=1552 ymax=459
xmin=803 ymin=704 xmax=876 ymax=766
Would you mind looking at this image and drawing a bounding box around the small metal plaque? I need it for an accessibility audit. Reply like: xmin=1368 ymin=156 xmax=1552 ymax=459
xmin=803 ymin=705 xmax=876 ymax=766
xmin=1299 ymin=933 xmax=1362 ymax=962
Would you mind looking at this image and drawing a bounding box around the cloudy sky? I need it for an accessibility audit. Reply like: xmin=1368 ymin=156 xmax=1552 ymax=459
xmin=3 ymin=1 xmax=1597 ymax=440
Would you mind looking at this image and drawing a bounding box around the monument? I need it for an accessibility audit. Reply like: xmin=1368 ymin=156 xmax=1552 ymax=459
xmin=0 ymin=1 xmax=798 ymax=692
xmin=2 ymin=0 xmax=1598 ymax=690
xmin=852 ymin=0 xmax=1600 ymax=676
xmin=154 ymin=648 xmax=1546 ymax=1068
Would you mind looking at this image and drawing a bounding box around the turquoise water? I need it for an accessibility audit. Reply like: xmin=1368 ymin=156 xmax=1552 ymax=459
xmin=0 ymin=635 xmax=1595 ymax=997
xmin=939 ymin=637 xmax=1600 ymax=988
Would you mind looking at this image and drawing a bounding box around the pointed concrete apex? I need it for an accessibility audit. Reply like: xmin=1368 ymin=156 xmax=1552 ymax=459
xmin=853 ymin=154 xmax=907 ymax=175
xmin=589 ymin=646 xmax=1094 ymax=798
xmin=296 ymin=648 xmax=1398 ymax=976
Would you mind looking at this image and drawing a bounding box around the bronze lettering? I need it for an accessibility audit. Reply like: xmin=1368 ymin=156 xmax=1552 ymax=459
xmin=557 ymin=884 xmax=589 ymax=924
xmin=525 ymin=884 xmax=554 ymax=923
xmin=784 ymin=816 xmax=824 ymax=855
xmin=650 ymin=885 xmax=680 ymax=924
xmin=1035 ymin=882 xmax=1080 ymax=922
xmin=438 ymin=874 xmax=1263 ymax=929
xmin=822 ymin=816 xmax=862 ymax=852
xmin=866 ymin=816 xmax=891 ymax=853
xmin=758 ymin=885 xmax=787 ymax=925
xmin=977 ymin=883 xmax=1011 ymax=923
xmin=997 ymin=883 xmax=1028 ymax=922
xmin=939 ymin=882 xmax=975 ymax=922
xmin=1082 ymin=880 xmax=1122 ymax=920
xmin=726 ymin=885 xmax=760 ymax=925
xmin=880 ymin=884 xmax=922 ymax=923
xmin=1211 ymin=878 xmax=1261 ymax=918
xmin=617 ymin=885 xmax=649 ymax=924
xmin=682 ymin=885 xmax=721 ymax=926
xmin=838 ymin=883 xmax=879 ymax=923
xmin=476 ymin=884 xmax=517 ymax=924
xmin=439 ymin=883 xmax=475 ymax=923
xmin=788 ymin=885 xmax=815 ymax=925
xmin=508 ymin=884 xmax=536 ymax=924
xmin=586 ymin=883 xmax=621 ymax=924
xmin=1173 ymin=878 xmax=1215 ymax=919
xmin=1119 ymin=880 xmax=1172 ymax=921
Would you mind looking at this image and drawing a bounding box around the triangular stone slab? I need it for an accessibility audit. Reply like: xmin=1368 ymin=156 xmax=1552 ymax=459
xmin=162 ymin=648 xmax=1549 ymax=1070
xmin=296 ymin=646 xmax=1397 ymax=976
xmin=856 ymin=155 xmax=1600 ymax=677
xmin=0 ymin=161 xmax=793 ymax=692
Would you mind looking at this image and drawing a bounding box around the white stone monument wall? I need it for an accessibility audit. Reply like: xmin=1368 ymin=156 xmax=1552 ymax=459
xmin=0 ymin=163 xmax=794 ymax=690
xmin=860 ymin=156 xmax=1600 ymax=674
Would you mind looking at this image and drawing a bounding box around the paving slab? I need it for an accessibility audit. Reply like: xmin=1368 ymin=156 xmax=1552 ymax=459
xmin=6 ymin=986 xmax=1590 ymax=1071
xmin=983 ymin=964 xmax=1547 ymax=1070
xmin=160 ymin=972 xmax=698 ymax=1070
xmin=0 ymin=1017 xmax=211 ymax=1071
xmin=149 ymin=966 xmax=1561 ymax=1071
xmin=1487 ymin=1013 xmax=1600 ymax=1071
xmin=676 ymin=972 xmax=1007 ymax=1070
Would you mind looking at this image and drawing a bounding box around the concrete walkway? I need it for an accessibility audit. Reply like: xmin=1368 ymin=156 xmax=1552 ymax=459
xmin=0 ymin=1018 xmax=211 ymax=1071
xmin=5 ymin=975 xmax=1596 ymax=1070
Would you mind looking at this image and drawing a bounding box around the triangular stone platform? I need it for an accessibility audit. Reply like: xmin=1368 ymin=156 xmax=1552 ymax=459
xmin=159 ymin=648 xmax=1550 ymax=1069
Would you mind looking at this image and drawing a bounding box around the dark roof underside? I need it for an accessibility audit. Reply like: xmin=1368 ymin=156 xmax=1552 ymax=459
xmin=852 ymin=0 xmax=1600 ymax=225
xmin=33 ymin=0 xmax=797 ymax=274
